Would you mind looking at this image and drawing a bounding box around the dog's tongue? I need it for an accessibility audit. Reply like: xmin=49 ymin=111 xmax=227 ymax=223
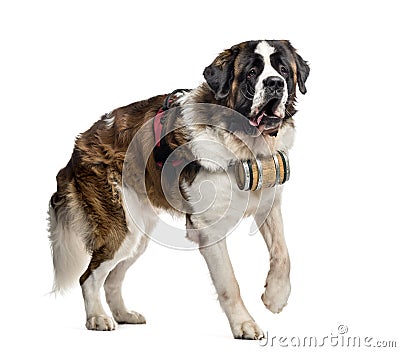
xmin=249 ymin=114 xmax=264 ymax=127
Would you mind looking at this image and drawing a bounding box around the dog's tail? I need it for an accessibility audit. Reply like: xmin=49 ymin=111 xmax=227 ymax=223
xmin=48 ymin=192 xmax=90 ymax=294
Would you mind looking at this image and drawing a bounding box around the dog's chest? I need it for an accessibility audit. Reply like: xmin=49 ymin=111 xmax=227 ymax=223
xmin=184 ymin=168 xmax=275 ymax=228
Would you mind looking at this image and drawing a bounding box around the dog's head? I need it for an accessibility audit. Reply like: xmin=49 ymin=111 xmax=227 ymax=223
xmin=203 ymin=40 xmax=309 ymax=136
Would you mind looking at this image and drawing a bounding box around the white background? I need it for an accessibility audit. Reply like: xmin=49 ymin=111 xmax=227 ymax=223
xmin=1 ymin=0 xmax=399 ymax=351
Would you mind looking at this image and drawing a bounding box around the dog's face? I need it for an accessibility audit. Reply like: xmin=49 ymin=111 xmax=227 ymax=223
xmin=203 ymin=40 xmax=309 ymax=136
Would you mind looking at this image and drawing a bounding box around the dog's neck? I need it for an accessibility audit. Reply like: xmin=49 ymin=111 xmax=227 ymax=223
xmin=177 ymin=83 xmax=218 ymax=106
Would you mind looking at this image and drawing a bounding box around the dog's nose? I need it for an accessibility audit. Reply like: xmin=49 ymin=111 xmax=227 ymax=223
xmin=264 ymin=76 xmax=284 ymax=96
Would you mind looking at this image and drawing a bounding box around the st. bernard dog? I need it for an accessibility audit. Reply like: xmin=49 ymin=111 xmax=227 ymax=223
xmin=48 ymin=40 xmax=309 ymax=339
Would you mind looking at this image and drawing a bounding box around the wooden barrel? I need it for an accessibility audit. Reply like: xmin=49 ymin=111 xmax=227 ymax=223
xmin=234 ymin=151 xmax=290 ymax=191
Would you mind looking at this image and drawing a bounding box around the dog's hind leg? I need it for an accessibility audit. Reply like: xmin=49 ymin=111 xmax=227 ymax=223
xmin=80 ymin=231 xmax=148 ymax=331
xmin=79 ymin=216 xmax=149 ymax=331
xmin=80 ymin=252 xmax=120 ymax=331
xmin=104 ymin=235 xmax=148 ymax=324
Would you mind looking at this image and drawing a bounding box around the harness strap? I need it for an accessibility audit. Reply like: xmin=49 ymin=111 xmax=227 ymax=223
xmin=153 ymin=89 xmax=190 ymax=167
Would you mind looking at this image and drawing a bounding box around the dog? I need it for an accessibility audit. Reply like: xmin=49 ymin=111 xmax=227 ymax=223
xmin=48 ymin=40 xmax=309 ymax=339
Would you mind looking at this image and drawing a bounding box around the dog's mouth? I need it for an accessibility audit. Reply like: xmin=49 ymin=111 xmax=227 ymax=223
xmin=248 ymin=98 xmax=284 ymax=136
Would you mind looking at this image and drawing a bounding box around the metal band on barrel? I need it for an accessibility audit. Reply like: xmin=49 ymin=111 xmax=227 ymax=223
xmin=278 ymin=150 xmax=290 ymax=183
xmin=247 ymin=160 xmax=253 ymax=190
xmin=272 ymin=153 xmax=280 ymax=186
xmin=255 ymin=158 xmax=263 ymax=190
xmin=242 ymin=161 xmax=251 ymax=191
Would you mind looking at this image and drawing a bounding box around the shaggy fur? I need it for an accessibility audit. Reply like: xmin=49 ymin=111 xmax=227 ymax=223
xmin=49 ymin=40 xmax=309 ymax=338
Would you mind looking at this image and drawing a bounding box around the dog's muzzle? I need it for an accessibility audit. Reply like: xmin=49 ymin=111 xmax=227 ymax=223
xmin=248 ymin=76 xmax=286 ymax=135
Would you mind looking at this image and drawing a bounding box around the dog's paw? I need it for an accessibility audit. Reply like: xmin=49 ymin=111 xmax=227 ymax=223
xmin=86 ymin=315 xmax=117 ymax=331
xmin=113 ymin=310 xmax=146 ymax=324
xmin=262 ymin=275 xmax=291 ymax=314
xmin=232 ymin=320 xmax=264 ymax=340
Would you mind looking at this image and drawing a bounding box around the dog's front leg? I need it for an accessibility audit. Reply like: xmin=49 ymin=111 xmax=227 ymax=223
xmin=256 ymin=193 xmax=291 ymax=313
xmin=198 ymin=236 xmax=264 ymax=339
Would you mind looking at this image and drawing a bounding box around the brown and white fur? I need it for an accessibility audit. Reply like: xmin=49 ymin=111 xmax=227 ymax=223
xmin=48 ymin=40 xmax=309 ymax=339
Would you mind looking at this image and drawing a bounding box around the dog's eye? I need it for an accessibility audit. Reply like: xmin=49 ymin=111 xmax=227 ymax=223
xmin=247 ymin=68 xmax=257 ymax=79
xmin=279 ymin=65 xmax=289 ymax=78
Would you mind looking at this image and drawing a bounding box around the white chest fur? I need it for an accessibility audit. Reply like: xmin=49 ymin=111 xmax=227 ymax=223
xmin=183 ymin=167 xmax=276 ymax=243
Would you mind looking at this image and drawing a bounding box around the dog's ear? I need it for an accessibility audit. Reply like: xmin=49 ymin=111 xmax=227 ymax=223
xmin=294 ymin=52 xmax=310 ymax=95
xmin=203 ymin=46 xmax=239 ymax=100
